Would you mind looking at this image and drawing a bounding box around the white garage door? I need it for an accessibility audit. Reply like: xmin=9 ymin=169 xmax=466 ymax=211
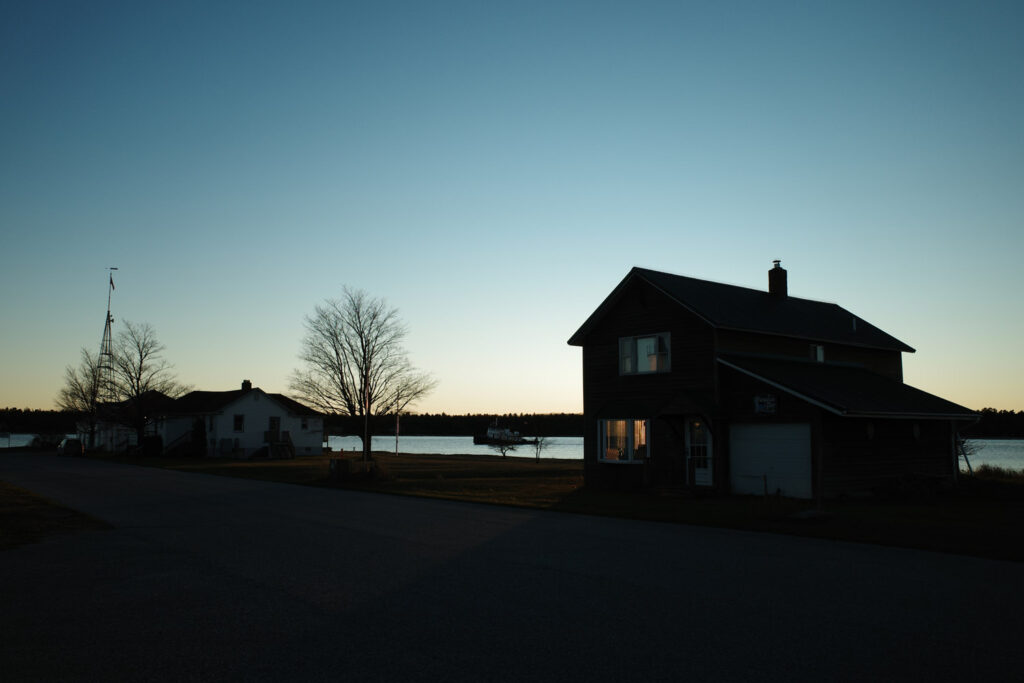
xmin=729 ymin=423 xmax=812 ymax=499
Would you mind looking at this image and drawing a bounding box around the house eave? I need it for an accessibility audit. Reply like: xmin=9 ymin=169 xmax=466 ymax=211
xmin=568 ymin=268 xmax=648 ymax=346
xmin=841 ymin=410 xmax=979 ymax=421
xmin=716 ymin=358 xmax=976 ymax=421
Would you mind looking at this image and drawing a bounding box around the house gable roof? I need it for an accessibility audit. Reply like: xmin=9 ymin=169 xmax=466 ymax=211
xmin=268 ymin=393 xmax=322 ymax=417
xmin=100 ymin=390 xmax=178 ymax=413
xmin=719 ymin=355 xmax=976 ymax=420
xmin=169 ymin=389 xmax=248 ymax=414
xmin=164 ymin=388 xmax=321 ymax=417
xmin=568 ymin=267 xmax=915 ymax=352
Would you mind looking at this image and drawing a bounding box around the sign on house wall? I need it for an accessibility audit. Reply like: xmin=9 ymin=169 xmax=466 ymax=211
xmin=754 ymin=394 xmax=777 ymax=415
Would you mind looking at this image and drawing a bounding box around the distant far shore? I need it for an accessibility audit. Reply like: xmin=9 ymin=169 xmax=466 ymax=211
xmin=0 ymin=410 xmax=586 ymax=439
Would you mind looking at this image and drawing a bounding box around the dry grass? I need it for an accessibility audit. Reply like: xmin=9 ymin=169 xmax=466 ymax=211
xmin=337 ymin=452 xmax=585 ymax=507
xmin=9 ymin=449 xmax=1024 ymax=561
xmin=0 ymin=480 xmax=109 ymax=550
xmin=150 ymin=451 xmax=585 ymax=507
xmin=973 ymin=463 xmax=1024 ymax=483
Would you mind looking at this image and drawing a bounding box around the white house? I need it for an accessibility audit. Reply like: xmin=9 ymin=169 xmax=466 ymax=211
xmin=157 ymin=380 xmax=323 ymax=458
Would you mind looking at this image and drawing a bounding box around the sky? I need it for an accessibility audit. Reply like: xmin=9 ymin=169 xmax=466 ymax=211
xmin=2 ymin=0 xmax=1022 ymax=414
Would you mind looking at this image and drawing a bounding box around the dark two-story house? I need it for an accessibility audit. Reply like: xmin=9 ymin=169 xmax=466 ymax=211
xmin=567 ymin=263 xmax=976 ymax=498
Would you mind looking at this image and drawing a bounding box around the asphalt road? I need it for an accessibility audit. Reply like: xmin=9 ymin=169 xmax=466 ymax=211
xmin=2 ymin=453 xmax=1023 ymax=682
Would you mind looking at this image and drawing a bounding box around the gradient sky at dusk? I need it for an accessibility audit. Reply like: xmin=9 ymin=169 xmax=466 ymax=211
xmin=2 ymin=1 xmax=1022 ymax=414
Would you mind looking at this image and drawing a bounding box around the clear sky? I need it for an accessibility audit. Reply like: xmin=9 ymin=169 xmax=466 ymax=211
xmin=2 ymin=1 xmax=1022 ymax=414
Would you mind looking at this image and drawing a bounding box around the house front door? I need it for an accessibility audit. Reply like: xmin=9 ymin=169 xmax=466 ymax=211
xmin=686 ymin=418 xmax=713 ymax=487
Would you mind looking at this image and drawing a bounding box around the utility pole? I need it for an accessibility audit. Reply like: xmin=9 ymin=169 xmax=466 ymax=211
xmin=394 ymin=385 xmax=404 ymax=456
xmin=363 ymin=370 xmax=370 ymax=462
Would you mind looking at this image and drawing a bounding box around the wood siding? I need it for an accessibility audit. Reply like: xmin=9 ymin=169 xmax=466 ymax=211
xmin=820 ymin=416 xmax=954 ymax=495
xmin=579 ymin=278 xmax=717 ymax=489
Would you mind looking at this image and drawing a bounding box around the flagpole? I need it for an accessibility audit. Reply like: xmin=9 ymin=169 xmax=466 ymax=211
xmin=107 ymin=267 xmax=117 ymax=311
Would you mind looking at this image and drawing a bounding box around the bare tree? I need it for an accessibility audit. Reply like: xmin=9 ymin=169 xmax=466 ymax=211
xmin=532 ymin=435 xmax=550 ymax=461
xmin=490 ymin=441 xmax=517 ymax=458
xmin=290 ymin=287 xmax=437 ymax=462
xmin=111 ymin=321 xmax=187 ymax=449
xmin=57 ymin=348 xmax=103 ymax=448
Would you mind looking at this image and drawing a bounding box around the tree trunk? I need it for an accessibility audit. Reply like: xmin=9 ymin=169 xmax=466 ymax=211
xmin=360 ymin=425 xmax=372 ymax=462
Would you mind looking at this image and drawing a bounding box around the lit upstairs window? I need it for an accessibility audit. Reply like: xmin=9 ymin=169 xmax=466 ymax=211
xmin=619 ymin=333 xmax=671 ymax=374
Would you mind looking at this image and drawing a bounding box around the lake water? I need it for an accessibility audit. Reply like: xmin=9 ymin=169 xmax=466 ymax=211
xmin=323 ymin=436 xmax=1024 ymax=471
xmin=327 ymin=435 xmax=584 ymax=460
xmin=3 ymin=433 xmax=1021 ymax=472
xmin=960 ymin=439 xmax=1024 ymax=472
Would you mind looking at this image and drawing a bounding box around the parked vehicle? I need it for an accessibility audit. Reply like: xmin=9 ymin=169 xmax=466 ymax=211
xmin=57 ymin=438 xmax=84 ymax=456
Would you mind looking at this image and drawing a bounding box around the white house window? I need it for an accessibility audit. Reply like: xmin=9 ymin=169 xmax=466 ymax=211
xmin=233 ymin=415 xmax=244 ymax=432
xmin=810 ymin=344 xmax=825 ymax=363
xmin=619 ymin=333 xmax=670 ymax=374
xmin=599 ymin=419 xmax=648 ymax=462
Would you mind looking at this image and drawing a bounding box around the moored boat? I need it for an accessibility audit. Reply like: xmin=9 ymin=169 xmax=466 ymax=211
xmin=473 ymin=424 xmax=537 ymax=446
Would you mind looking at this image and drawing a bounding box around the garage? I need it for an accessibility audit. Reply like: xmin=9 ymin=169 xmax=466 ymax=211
xmin=729 ymin=423 xmax=812 ymax=499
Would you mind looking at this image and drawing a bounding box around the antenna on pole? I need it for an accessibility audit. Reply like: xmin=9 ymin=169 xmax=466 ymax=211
xmin=99 ymin=267 xmax=118 ymax=404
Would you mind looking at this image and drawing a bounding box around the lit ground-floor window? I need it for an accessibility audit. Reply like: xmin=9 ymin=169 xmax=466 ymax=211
xmin=599 ymin=418 xmax=648 ymax=462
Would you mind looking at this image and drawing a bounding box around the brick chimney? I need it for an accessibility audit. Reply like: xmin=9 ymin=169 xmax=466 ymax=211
xmin=241 ymin=379 xmax=252 ymax=391
xmin=769 ymin=260 xmax=787 ymax=297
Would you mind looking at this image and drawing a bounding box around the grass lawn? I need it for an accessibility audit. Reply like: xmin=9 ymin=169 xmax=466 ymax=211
xmin=5 ymin=449 xmax=1024 ymax=562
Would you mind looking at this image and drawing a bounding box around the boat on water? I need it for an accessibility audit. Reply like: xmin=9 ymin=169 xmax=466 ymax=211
xmin=473 ymin=424 xmax=537 ymax=446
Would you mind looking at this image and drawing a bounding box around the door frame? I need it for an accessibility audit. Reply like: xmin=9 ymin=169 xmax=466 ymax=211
xmin=685 ymin=416 xmax=713 ymax=487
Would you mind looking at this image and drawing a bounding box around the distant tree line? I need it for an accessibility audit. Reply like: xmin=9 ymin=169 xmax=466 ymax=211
xmin=325 ymin=412 xmax=584 ymax=438
xmin=0 ymin=408 xmax=79 ymax=436
xmin=961 ymin=408 xmax=1024 ymax=439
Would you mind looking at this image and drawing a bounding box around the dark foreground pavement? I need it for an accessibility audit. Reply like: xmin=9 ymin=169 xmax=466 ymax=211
xmin=2 ymin=453 xmax=1023 ymax=682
